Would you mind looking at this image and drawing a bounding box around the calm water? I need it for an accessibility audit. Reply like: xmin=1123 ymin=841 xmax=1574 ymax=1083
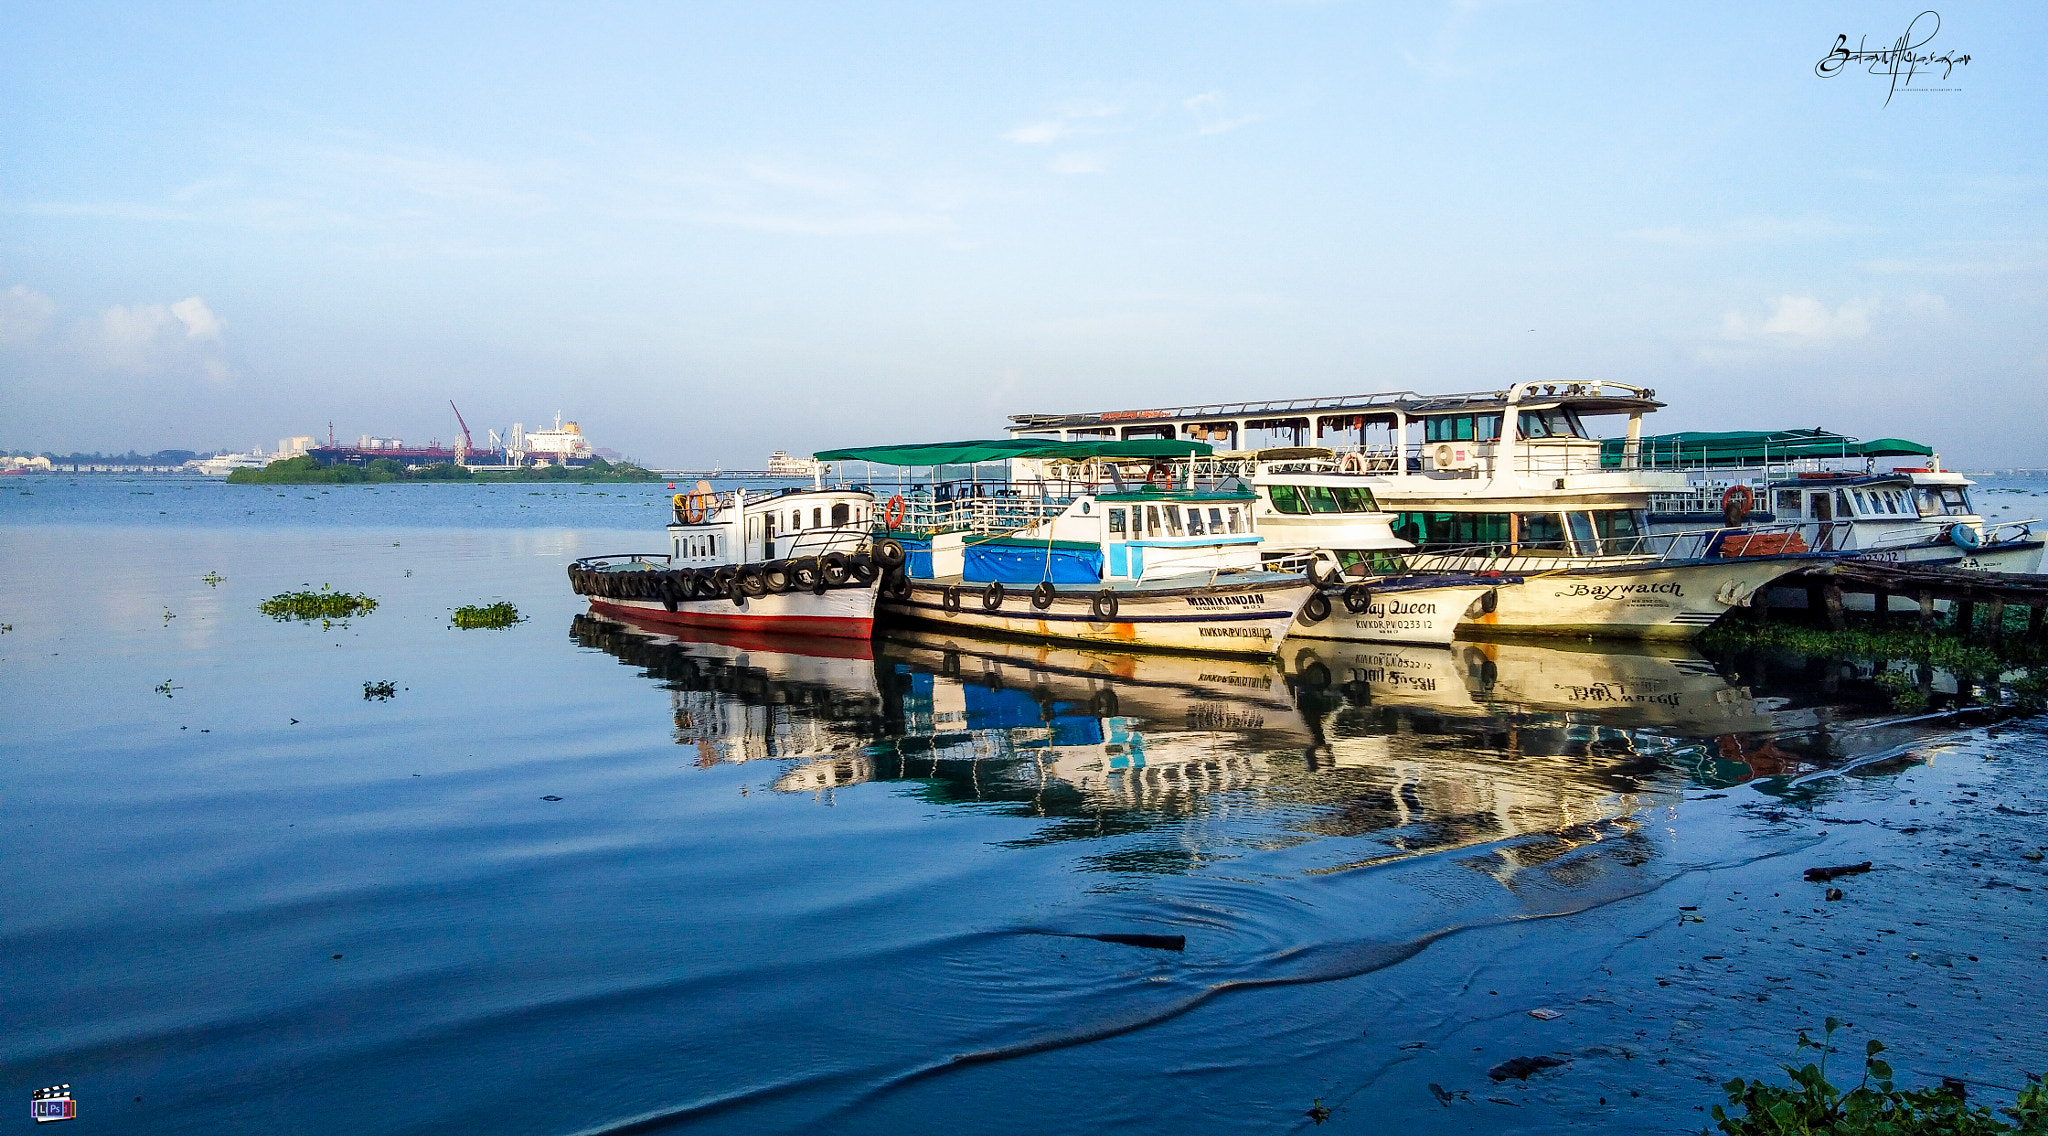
xmin=3 ymin=475 xmax=2044 ymax=1134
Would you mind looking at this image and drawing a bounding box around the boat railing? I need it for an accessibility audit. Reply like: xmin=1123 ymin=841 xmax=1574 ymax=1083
xmin=880 ymin=485 xmax=1076 ymax=536
xmin=785 ymin=528 xmax=869 ymax=556
xmin=1404 ymin=521 xmax=1824 ymax=571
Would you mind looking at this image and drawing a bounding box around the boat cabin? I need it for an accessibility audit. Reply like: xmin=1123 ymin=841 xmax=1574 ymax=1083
xmin=668 ymin=485 xmax=876 ymax=568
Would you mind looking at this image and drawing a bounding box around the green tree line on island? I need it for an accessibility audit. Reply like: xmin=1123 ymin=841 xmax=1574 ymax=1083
xmin=227 ymin=455 xmax=660 ymax=484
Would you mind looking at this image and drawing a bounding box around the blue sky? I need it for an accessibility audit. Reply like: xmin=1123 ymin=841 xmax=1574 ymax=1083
xmin=3 ymin=2 xmax=2043 ymax=466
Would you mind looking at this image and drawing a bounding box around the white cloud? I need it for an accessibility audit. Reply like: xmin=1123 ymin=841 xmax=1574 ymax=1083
xmin=0 ymin=285 xmax=57 ymax=346
xmin=1720 ymin=295 xmax=1873 ymax=344
xmin=1005 ymin=121 xmax=1072 ymax=145
xmin=1050 ymin=152 xmax=1104 ymax=175
xmin=1183 ymin=91 xmax=1258 ymax=136
xmin=1004 ymin=101 xmax=1122 ymax=145
xmin=169 ymin=297 xmax=224 ymax=339
xmin=80 ymin=297 xmax=229 ymax=373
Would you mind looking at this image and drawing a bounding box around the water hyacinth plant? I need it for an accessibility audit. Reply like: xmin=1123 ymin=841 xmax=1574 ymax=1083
xmin=258 ymin=587 xmax=379 ymax=622
xmin=451 ymin=602 xmax=522 ymax=629
xmin=1711 ymin=1020 xmax=2047 ymax=1135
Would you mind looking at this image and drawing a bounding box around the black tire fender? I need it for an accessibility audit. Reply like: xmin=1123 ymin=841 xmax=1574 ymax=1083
xmin=1031 ymin=581 xmax=1056 ymax=610
xmin=1343 ymin=584 xmax=1372 ymax=614
xmin=1301 ymin=592 xmax=1333 ymax=624
xmin=981 ymin=581 xmax=1005 ymax=612
xmin=1091 ymin=589 xmax=1118 ymax=620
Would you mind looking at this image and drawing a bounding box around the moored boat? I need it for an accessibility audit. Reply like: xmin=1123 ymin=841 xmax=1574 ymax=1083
xmin=566 ymin=481 xmax=881 ymax=639
xmin=813 ymin=439 xmax=1316 ymax=656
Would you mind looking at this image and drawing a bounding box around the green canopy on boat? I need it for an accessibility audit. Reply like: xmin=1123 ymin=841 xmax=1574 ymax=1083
xmin=813 ymin=438 xmax=1212 ymax=466
xmin=1599 ymin=429 xmax=1933 ymax=468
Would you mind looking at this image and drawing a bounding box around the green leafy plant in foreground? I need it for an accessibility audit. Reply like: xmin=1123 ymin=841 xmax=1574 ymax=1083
xmin=259 ymin=587 xmax=379 ymax=622
xmin=450 ymin=602 xmax=522 ymax=629
xmin=1712 ymin=1020 xmax=2047 ymax=1135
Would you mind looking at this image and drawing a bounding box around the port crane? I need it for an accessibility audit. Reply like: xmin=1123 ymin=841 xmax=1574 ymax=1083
xmin=449 ymin=401 xmax=474 ymax=464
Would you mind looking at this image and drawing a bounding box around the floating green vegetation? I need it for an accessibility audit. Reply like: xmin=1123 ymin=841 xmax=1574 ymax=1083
xmin=1701 ymin=618 xmax=2039 ymax=673
xmin=259 ymin=587 xmax=379 ymax=622
xmin=201 ymin=571 xmax=224 ymax=587
xmin=1711 ymin=1022 xmax=2045 ymax=1134
xmin=228 ymin=455 xmax=658 ymax=484
xmin=451 ymin=602 xmax=522 ymax=629
xmin=363 ymin=680 xmax=398 ymax=701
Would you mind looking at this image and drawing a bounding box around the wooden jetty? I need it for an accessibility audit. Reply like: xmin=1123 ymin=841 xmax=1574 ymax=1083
xmin=1771 ymin=561 xmax=2048 ymax=645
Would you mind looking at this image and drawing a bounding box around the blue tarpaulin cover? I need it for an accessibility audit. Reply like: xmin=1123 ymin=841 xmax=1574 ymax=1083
xmin=963 ymin=543 xmax=1103 ymax=584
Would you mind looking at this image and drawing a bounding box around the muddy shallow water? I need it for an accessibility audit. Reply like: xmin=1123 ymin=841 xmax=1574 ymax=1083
xmin=3 ymin=477 xmax=2043 ymax=1134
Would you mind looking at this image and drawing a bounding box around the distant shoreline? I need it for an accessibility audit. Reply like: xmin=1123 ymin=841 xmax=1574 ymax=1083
xmin=222 ymin=455 xmax=661 ymax=485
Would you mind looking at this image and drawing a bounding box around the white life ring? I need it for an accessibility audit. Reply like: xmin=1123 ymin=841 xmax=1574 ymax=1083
xmin=1338 ymin=452 xmax=1367 ymax=474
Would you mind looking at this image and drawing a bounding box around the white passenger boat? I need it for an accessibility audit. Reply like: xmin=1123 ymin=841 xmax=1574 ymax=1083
xmin=1621 ymin=431 xmax=2044 ymax=609
xmin=1008 ymin=382 xmax=1832 ymax=640
xmin=813 ymin=439 xmax=1316 ymax=657
xmin=567 ymin=481 xmax=881 ymax=640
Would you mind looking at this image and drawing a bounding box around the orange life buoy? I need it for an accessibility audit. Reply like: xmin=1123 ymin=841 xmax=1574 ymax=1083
xmin=682 ymin=493 xmax=709 ymax=524
xmin=1144 ymin=459 xmax=1173 ymax=488
xmin=1721 ymin=484 xmax=1754 ymax=523
xmin=884 ymin=494 xmax=906 ymax=529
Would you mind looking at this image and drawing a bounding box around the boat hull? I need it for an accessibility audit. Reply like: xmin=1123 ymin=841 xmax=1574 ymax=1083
xmin=880 ymin=574 xmax=1311 ymax=656
xmin=1453 ymin=556 xmax=1823 ymax=640
xmin=581 ymin=580 xmax=877 ymax=640
xmin=1284 ymin=582 xmax=1498 ymax=646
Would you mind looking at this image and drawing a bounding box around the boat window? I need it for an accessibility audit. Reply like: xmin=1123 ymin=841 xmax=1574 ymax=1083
xmin=813 ymin=508 xmax=822 ymax=529
xmin=1517 ymin=408 xmax=1585 ymax=439
xmin=1304 ymin=485 xmax=1343 ymax=513
xmin=1940 ymin=487 xmax=1970 ymax=515
xmin=1567 ymin=511 xmax=1598 ymax=554
xmin=1164 ymin=507 xmax=1184 ymax=537
xmin=1108 ymin=508 xmax=1126 ymax=535
xmin=1268 ymin=484 xmax=1307 ymax=514
xmin=1423 ymin=414 xmax=1502 ymax=443
xmin=1227 ymin=507 xmax=1243 ymax=533
xmin=1593 ymin=510 xmax=1642 ymax=549
xmin=1515 ymin=513 xmax=1572 ymax=555
xmin=1186 ymin=508 xmax=1206 ymax=535
xmin=1849 ymin=489 xmax=1868 ymax=514
xmin=1208 ymin=507 xmax=1224 ymax=533
xmin=1392 ymin=511 xmax=1511 ymax=550
xmin=1914 ymin=488 xmax=1941 ymax=516
xmin=1775 ymin=490 xmax=1802 ymax=517
xmin=832 ymin=503 xmax=850 ymax=526
xmin=1145 ymin=506 xmax=1161 ymax=536
xmin=1885 ymin=491 xmax=1902 ymax=515
xmin=1335 ymin=486 xmax=1378 ymax=512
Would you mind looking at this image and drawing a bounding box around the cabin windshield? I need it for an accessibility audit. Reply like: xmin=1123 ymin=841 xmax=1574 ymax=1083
xmin=1915 ymin=486 xmax=1972 ymax=517
xmin=1335 ymin=549 xmax=1407 ymax=577
xmin=1517 ymin=407 xmax=1587 ymax=440
xmin=1268 ymin=484 xmax=1382 ymax=514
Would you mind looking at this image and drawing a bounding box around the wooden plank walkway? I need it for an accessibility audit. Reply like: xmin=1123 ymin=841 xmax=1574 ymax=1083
xmin=1771 ymin=561 xmax=2048 ymax=643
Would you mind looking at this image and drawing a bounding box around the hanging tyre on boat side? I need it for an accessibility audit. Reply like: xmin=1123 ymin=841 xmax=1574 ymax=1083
xmin=789 ymin=557 xmax=820 ymax=588
xmin=762 ymin=560 xmax=791 ymax=592
xmin=1091 ymin=589 xmax=1118 ymax=620
xmin=942 ymin=586 xmax=961 ymax=614
xmin=848 ymin=553 xmax=876 ymax=584
xmin=874 ymin=538 xmax=906 ymax=568
xmin=1343 ymin=584 xmax=1372 ymax=614
xmin=820 ymin=552 xmax=850 ymax=585
xmin=1301 ymin=592 xmax=1332 ymax=624
xmin=981 ymin=581 xmax=1005 ymax=611
xmin=1032 ymin=582 xmax=1056 ymax=610
xmin=739 ymin=566 xmax=768 ymax=597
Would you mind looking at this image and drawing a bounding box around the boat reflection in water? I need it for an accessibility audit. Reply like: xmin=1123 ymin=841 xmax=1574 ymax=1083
xmin=572 ymin=609 xmax=1876 ymax=876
